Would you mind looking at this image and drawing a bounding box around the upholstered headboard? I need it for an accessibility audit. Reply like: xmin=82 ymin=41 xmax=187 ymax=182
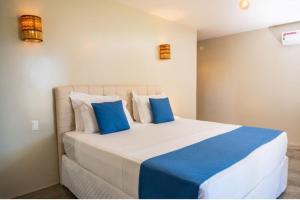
xmin=54 ymin=85 xmax=162 ymax=182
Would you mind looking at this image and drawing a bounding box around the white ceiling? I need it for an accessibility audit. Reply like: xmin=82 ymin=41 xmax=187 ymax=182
xmin=116 ymin=0 xmax=300 ymax=40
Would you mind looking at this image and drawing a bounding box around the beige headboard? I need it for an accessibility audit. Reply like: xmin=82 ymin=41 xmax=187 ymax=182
xmin=54 ymin=85 xmax=162 ymax=182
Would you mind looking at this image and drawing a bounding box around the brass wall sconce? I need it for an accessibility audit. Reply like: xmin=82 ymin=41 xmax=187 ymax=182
xmin=19 ymin=15 xmax=43 ymax=42
xmin=159 ymin=44 xmax=171 ymax=59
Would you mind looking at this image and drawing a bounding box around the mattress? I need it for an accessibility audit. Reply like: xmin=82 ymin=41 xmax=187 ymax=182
xmin=63 ymin=118 xmax=287 ymax=198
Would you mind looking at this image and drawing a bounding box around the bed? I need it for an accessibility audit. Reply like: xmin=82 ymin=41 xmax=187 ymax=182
xmin=54 ymin=85 xmax=288 ymax=199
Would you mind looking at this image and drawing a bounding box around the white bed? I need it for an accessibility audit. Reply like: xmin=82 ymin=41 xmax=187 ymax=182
xmin=62 ymin=118 xmax=287 ymax=198
xmin=54 ymin=85 xmax=288 ymax=199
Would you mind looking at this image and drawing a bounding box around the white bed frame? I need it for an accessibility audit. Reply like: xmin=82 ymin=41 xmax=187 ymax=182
xmin=54 ymin=85 xmax=287 ymax=199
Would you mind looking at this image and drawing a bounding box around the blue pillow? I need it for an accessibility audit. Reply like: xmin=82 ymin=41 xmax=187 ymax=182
xmin=91 ymin=100 xmax=130 ymax=134
xmin=149 ymin=97 xmax=174 ymax=124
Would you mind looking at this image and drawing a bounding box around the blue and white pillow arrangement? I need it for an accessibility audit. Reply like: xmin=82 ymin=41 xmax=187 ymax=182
xmin=70 ymin=91 xmax=174 ymax=134
xmin=132 ymin=92 xmax=174 ymax=124
xmin=69 ymin=92 xmax=133 ymax=134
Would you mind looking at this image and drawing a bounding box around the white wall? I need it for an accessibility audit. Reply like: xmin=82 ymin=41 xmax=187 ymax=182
xmin=198 ymin=22 xmax=300 ymax=147
xmin=0 ymin=0 xmax=197 ymax=198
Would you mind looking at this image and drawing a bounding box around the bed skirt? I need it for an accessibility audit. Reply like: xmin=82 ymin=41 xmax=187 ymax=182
xmin=61 ymin=155 xmax=133 ymax=198
xmin=61 ymin=155 xmax=287 ymax=199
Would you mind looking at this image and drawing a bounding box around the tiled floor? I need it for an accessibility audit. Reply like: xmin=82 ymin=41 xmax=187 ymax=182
xmin=19 ymin=149 xmax=300 ymax=199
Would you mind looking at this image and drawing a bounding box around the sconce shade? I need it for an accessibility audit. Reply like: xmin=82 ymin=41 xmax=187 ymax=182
xmin=19 ymin=15 xmax=43 ymax=42
xmin=159 ymin=44 xmax=171 ymax=59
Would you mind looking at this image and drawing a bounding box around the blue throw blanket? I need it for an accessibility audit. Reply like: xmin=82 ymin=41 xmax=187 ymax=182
xmin=139 ymin=126 xmax=282 ymax=199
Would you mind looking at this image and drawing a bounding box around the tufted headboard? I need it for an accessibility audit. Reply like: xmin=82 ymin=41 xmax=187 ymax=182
xmin=54 ymin=85 xmax=162 ymax=182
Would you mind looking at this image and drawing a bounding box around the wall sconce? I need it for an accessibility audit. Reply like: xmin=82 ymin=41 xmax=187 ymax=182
xmin=239 ymin=0 xmax=250 ymax=10
xmin=159 ymin=44 xmax=171 ymax=59
xmin=19 ymin=15 xmax=43 ymax=42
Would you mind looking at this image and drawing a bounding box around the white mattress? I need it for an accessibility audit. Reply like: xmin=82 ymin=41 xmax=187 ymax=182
xmin=63 ymin=118 xmax=287 ymax=198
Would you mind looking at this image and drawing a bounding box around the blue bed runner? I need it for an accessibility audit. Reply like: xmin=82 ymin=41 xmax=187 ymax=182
xmin=138 ymin=126 xmax=282 ymax=199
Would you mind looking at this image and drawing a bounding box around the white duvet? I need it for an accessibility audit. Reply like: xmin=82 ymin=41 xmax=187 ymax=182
xmin=63 ymin=118 xmax=287 ymax=198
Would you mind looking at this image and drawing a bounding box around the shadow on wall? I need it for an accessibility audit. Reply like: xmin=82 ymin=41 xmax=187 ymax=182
xmin=269 ymin=21 xmax=300 ymax=44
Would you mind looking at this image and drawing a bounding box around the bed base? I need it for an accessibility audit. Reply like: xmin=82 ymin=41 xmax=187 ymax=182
xmin=61 ymin=155 xmax=288 ymax=199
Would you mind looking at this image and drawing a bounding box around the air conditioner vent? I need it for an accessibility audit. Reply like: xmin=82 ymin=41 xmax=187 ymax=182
xmin=282 ymin=30 xmax=300 ymax=46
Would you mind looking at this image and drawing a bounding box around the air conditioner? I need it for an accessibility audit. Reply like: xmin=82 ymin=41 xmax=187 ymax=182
xmin=282 ymin=30 xmax=300 ymax=46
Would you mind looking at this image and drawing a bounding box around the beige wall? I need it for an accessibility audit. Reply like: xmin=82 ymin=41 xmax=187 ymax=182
xmin=198 ymin=22 xmax=300 ymax=147
xmin=0 ymin=0 xmax=197 ymax=198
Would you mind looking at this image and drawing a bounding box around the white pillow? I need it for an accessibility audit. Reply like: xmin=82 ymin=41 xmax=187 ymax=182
xmin=80 ymin=99 xmax=133 ymax=133
xmin=132 ymin=91 xmax=166 ymax=123
xmin=132 ymin=97 xmax=140 ymax=122
xmin=70 ymin=92 xmax=116 ymax=131
xmin=69 ymin=92 xmax=133 ymax=132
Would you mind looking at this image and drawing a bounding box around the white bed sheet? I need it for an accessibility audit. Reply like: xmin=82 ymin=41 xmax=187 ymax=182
xmin=63 ymin=118 xmax=287 ymax=198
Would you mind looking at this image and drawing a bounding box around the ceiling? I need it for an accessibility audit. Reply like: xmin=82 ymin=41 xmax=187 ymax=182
xmin=116 ymin=0 xmax=300 ymax=40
